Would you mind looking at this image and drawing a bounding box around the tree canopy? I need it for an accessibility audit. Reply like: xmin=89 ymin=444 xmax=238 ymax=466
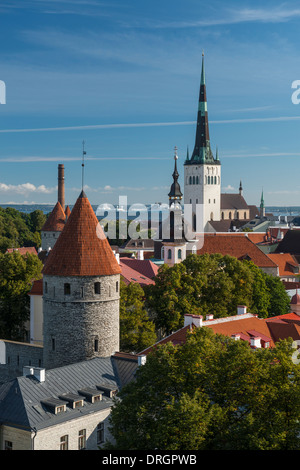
xmin=0 ymin=251 xmax=43 ymax=340
xmin=145 ymin=254 xmax=290 ymax=336
xmin=106 ymin=327 xmax=300 ymax=450
xmin=0 ymin=207 xmax=46 ymax=253
xmin=119 ymin=279 xmax=156 ymax=353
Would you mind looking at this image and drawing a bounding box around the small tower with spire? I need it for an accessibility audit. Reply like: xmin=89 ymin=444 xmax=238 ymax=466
xmin=239 ymin=181 xmax=243 ymax=196
xmin=184 ymin=52 xmax=221 ymax=231
xmin=161 ymin=147 xmax=187 ymax=266
xmin=260 ymin=190 xmax=265 ymax=218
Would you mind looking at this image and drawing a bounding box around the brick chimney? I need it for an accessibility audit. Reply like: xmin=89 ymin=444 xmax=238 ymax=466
xmin=58 ymin=164 xmax=65 ymax=212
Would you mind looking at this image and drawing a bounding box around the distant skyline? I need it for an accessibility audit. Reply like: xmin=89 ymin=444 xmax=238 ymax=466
xmin=1 ymin=1 xmax=300 ymax=206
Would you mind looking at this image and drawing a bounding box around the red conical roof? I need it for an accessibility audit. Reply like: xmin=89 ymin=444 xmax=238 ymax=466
xmin=42 ymin=191 xmax=121 ymax=277
xmin=41 ymin=201 xmax=66 ymax=232
xmin=65 ymin=205 xmax=71 ymax=219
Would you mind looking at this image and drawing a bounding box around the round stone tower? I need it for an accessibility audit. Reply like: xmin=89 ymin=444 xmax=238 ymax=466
xmin=42 ymin=190 xmax=121 ymax=370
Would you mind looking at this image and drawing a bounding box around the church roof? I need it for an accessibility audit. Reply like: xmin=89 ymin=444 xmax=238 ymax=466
xmin=221 ymin=193 xmax=249 ymax=210
xmin=41 ymin=201 xmax=66 ymax=232
xmin=42 ymin=190 xmax=121 ymax=277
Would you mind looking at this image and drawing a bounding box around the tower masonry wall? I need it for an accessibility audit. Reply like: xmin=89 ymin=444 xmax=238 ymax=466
xmin=41 ymin=231 xmax=61 ymax=251
xmin=43 ymin=274 xmax=120 ymax=370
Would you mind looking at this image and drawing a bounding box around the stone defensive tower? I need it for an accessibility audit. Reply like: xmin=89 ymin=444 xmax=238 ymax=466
xmin=42 ymin=190 xmax=121 ymax=370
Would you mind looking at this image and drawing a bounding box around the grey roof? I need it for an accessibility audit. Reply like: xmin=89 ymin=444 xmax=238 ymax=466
xmin=0 ymin=355 xmax=138 ymax=431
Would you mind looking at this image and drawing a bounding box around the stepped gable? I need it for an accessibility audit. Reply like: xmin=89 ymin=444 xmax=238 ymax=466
xmin=41 ymin=201 xmax=66 ymax=232
xmin=42 ymin=190 xmax=121 ymax=277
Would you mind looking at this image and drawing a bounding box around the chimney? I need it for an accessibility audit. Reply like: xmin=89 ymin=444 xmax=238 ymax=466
xmin=137 ymin=250 xmax=144 ymax=260
xmin=237 ymin=305 xmax=247 ymax=315
xmin=184 ymin=314 xmax=203 ymax=328
xmin=138 ymin=355 xmax=147 ymax=366
xmin=23 ymin=366 xmax=46 ymax=383
xmin=58 ymin=164 xmax=65 ymax=212
xmin=231 ymin=334 xmax=240 ymax=340
xmin=206 ymin=314 xmax=214 ymax=321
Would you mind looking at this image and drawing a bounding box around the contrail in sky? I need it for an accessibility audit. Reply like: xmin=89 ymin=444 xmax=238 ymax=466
xmin=0 ymin=115 xmax=300 ymax=133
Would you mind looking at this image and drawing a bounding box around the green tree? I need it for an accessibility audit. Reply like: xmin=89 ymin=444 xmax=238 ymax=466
xmin=106 ymin=327 xmax=300 ymax=450
xmin=0 ymin=251 xmax=43 ymax=340
xmin=120 ymin=279 xmax=156 ymax=353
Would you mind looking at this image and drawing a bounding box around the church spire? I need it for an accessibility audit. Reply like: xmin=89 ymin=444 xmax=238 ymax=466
xmin=190 ymin=52 xmax=215 ymax=164
xmin=168 ymin=146 xmax=183 ymax=206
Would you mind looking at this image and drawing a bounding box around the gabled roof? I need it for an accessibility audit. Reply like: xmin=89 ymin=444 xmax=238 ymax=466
xmin=275 ymin=229 xmax=300 ymax=254
xmin=42 ymin=191 xmax=121 ymax=277
xmin=0 ymin=357 xmax=123 ymax=431
xmin=221 ymin=193 xmax=249 ymax=210
xmin=41 ymin=201 xmax=66 ymax=232
xmin=198 ymin=233 xmax=277 ymax=268
xmin=119 ymin=259 xmax=158 ymax=287
xmin=267 ymin=253 xmax=299 ymax=277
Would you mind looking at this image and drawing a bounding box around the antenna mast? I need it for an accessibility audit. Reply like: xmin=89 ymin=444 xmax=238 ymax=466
xmin=82 ymin=140 xmax=86 ymax=190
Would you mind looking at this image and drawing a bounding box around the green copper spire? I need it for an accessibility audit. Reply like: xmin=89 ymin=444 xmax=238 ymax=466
xmin=186 ymin=51 xmax=218 ymax=166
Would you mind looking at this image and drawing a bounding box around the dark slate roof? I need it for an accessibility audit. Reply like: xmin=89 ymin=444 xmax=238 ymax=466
xmin=275 ymin=229 xmax=300 ymax=254
xmin=0 ymin=356 xmax=138 ymax=431
xmin=221 ymin=194 xmax=249 ymax=210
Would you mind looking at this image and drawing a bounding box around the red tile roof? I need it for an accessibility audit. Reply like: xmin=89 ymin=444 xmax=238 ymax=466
xmin=41 ymin=201 xmax=66 ymax=232
xmin=6 ymin=247 xmax=37 ymax=256
xmin=119 ymin=258 xmax=158 ymax=280
xmin=139 ymin=310 xmax=300 ymax=355
xmin=42 ymin=191 xmax=121 ymax=277
xmin=29 ymin=279 xmax=43 ymax=295
xmin=267 ymin=253 xmax=299 ymax=277
xmin=119 ymin=261 xmax=156 ymax=287
xmin=198 ymin=233 xmax=277 ymax=268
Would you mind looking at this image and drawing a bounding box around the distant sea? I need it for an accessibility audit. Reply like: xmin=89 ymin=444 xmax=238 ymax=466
xmin=0 ymin=204 xmax=299 ymax=219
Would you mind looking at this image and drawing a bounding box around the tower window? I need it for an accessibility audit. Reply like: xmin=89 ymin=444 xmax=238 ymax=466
xmin=189 ymin=176 xmax=192 ymax=184
xmin=94 ymin=339 xmax=99 ymax=352
xmin=116 ymin=281 xmax=119 ymax=292
xmin=214 ymin=176 xmax=217 ymax=184
xmin=44 ymin=281 xmax=48 ymax=294
xmin=94 ymin=282 xmax=101 ymax=294
xmin=193 ymin=176 xmax=195 ymax=184
xmin=207 ymin=176 xmax=210 ymax=184
xmin=178 ymin=249 xmax=182 ymax=260
xmin=196 ymin=176 xmax=199 ymax=184
xmin=244 ymin=212 xmax=247 ymax=219
xmin=52 ymin=338 xmax=56 ymax=351
xmin=168 ymin=249 xmax=172 ymax=260
xmin=64 ymin=283 xmax=71 ymax=295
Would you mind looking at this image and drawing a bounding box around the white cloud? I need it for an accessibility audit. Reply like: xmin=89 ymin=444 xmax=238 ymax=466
xmin=0 ymin=182 xmax=56 ymax=194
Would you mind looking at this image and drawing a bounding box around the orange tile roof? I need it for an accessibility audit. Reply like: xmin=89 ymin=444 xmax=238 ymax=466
xmin=29 ymin=279 xmax=43 ymax=295
xmin=139 ymin=311 xmax=300 ymax=354
xmin=198 ymin=233 xmax=277 ymax=268
xmin=42 ymin=191 xmax=121 ymax=277
xmin=41 ymin=201 xmax=66 ymax=232
xmin=266 ymin=253 xmax=299 ymax=277
xmin=6 ymin=247 xmax=37 ymax=256
xmin=65 ymin=205 xmax=71 ymax=218
xmin=119 ymin=261 xmax=156 ymax=287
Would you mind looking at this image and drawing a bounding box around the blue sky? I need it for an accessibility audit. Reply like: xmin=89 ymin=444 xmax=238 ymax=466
xmin=0 ymin=0 xmax=300 ymax=207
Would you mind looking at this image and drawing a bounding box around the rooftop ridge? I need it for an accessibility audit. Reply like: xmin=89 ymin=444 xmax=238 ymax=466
xmin=202 ymin=312 xmax=256 ymax=326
